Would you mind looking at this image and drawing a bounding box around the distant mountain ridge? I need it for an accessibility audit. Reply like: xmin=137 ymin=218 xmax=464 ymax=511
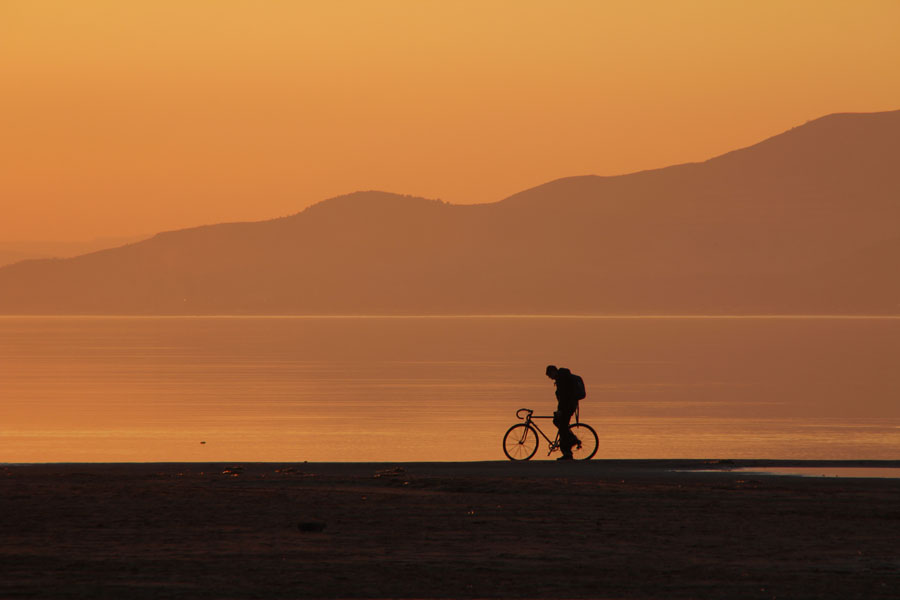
xmin=0 ymin=235 xmax=149 ymax=268
xmin=1 ymin=109 xmax=898 ymax=314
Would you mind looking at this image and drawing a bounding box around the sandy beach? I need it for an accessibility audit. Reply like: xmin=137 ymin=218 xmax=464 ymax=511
xmin=2 ymin=460 xmax=898 ymax=599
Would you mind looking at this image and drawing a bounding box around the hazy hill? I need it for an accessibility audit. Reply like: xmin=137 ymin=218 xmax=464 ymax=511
xmin=0 ymin=249 xmax=37 ymax=269
xmin=1 ymin=110 xmax=898 ymax=314
xmin=0 ymin=236 xmax=149 ymax=268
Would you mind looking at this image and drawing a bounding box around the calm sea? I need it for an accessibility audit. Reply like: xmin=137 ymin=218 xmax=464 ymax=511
xmin=2 ymin=316 xmax=898 ymax=462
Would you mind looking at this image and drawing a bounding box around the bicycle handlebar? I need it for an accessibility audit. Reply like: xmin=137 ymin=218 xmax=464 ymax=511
xmin=516 ymin=408 xmax=534 ymax=420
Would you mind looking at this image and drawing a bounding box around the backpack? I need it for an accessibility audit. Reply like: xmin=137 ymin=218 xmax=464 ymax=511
xmin=558 ymin=367 xmax=587 ymax=401
xmin=571 ymin=374 xmax=587 ymax=401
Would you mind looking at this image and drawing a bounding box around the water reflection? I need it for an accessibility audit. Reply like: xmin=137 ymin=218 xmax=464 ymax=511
xmin=690 ymin=467 xmax=900 ymax=479
xmin=2 ymin=316 xmax=899 ymax=462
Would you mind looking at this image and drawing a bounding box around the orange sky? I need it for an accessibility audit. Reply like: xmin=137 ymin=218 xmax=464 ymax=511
xmin=2 ymin=0 xmax=899 ymax=242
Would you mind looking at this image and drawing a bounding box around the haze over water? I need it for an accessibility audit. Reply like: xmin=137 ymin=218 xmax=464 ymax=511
xmin=2 ymin=316 xmax=898 ymax=463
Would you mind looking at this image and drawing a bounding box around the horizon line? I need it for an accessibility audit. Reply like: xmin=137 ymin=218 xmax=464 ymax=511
xmin=1 ymin=314 xmax=899 ymax=320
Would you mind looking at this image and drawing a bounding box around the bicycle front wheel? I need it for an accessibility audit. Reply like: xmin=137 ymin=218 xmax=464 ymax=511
xmin=569 ymin=423 xmax=599 ymax=460
xmin=502 ymin=424 xmax=539 ymax=461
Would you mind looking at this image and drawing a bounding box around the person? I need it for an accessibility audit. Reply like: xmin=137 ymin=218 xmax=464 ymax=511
xmin=546 ymin=364 xmax=581 ymax=460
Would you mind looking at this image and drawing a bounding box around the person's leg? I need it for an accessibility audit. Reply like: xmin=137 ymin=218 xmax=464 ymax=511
xmin=553 ymin=412 xmax=566 ymax=445
xmin=556 ymin=410 xmax=575 ymax=458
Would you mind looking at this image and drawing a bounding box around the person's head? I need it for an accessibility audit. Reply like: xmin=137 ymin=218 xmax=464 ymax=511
xmin=545 ymin=364 xmax=559 ymax=380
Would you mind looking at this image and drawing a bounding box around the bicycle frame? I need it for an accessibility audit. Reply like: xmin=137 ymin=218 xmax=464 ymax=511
xmin=516 ymin=407 xmax=579 ymax=456
xmin=505 ymin=406 xmax=597 ymax=461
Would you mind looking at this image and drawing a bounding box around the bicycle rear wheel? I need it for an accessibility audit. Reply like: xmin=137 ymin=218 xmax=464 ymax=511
xmin=502 ymin=424 xmax=539 ymax=461
xmin=569 ymin=423 xmax=598 ymax=460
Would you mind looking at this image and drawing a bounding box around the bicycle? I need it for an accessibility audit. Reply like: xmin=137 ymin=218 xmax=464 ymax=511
xmin=502 ymin=407 xmax=599 ymax=461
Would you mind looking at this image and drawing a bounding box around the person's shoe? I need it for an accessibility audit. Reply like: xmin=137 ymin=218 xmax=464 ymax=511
xmin=557 ymin=455 xmax=574 ymax=461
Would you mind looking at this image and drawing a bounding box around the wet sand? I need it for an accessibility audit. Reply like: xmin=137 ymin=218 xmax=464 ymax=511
xmin=2 ymin=460 xmax=898 ymax=599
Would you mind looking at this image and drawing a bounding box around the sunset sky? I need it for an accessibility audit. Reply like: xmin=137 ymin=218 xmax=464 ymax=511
xmin=2 ymin=0 xmax=899 ymax=242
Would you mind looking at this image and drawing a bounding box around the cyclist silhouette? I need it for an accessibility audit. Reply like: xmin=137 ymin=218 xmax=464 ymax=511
xmin=546 ymin=364 xmax=581 ymax=460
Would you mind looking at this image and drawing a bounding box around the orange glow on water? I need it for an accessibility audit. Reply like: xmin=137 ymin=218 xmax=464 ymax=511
xmin=3 ymin=316 xmax=899 ymax=462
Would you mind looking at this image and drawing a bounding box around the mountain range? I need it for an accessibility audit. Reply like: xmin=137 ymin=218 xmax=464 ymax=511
xmin=1 ymin=109 xmax=898 ymax=314
xmin=0 ymin=236 xmax=149 ymax=269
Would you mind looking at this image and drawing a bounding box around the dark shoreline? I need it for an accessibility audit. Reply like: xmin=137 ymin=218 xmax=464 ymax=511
xmin=4 ymin=458 xmax=900 ymax=478
xmin=3 ymin=460 xmax=898 ymax=598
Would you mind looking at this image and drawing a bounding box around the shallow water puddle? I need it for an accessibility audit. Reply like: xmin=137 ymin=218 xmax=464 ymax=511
xmin=684 ymin=467 xmax=900 ymax=478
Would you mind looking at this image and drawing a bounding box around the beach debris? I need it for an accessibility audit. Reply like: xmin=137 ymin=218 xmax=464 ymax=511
xmin=222 ymin=466 xmax=244 ymax=477
xmin=735 ymin=479 xmax=763 ymax=488
xmin=373 ymin=466 xmax=406 ymax=479
xmin=274 ymin=467 xmax=317 ymax=478
xmin=297 ymin=521 xmax=326 ymax=533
